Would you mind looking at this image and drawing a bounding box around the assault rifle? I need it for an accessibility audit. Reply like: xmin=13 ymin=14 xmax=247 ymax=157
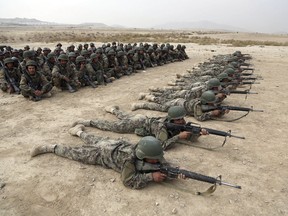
xmin=240 ymin=76 xmax=262 ymax=81
xmin=83 ymin=74 xmax=97 ymax=88
xmin=64 ymin=81 xmax=76 ymax=93
xmin=203 ymin=105 xmax=264 ymax=113
xmin=3 ymin=68 xmax=20 ymax=94
xmin=221 ymin=89 xmax=258 ymax=95
xmin=159 ymin=165 xmax=241 ymax=190
xmin=227 ymin=80 xmax=260 ymax=86
xmin=240 ymin=67 xmax=254 ymax=71
xmin=165 ymin=122 xmax=244 ymax=146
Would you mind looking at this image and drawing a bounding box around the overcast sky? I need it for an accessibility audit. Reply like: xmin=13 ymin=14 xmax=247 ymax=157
xmin=0 ymin=0 xmax=287 ymax=33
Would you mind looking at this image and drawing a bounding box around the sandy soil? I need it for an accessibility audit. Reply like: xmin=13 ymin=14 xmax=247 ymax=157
xmin=0 ymin=29 xmax=288 ymax=216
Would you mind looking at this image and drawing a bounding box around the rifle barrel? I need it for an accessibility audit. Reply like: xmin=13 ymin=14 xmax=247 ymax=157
xmin=218 ymin=180 xmax=242 ymax=189
xmin=229 ymin=134 xmax=245 ymax=139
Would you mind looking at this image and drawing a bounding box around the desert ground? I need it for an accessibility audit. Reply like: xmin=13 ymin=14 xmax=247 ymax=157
xmin=0 ymin=27 xmax=288 ymax=216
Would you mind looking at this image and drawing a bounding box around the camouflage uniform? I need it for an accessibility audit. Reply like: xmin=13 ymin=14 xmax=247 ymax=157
xmin=52 ymin=63 xmax=79 ymax=90
xmin=75 ymin=62 xmax=94 ymax=87
xmin=0 ymin=64 xmax=21 ymax=92
xmin=42 ymin=54 xmax=56 ymax=82
xmin=142 ymin=84 xmax=205 ymax=104
xmin=132 ymin=98 xmax=212 ymax=121
xmin=116 ymin=52 xmax=133 ymax=75
xmin=86 ymin=60 xmax=105 ymax=85
xmin=54 ymin=132 xmax=155 ymax=189
xmin=77 ymin=108 xmax=195 ymax=150
xmin=20 ymin=71 xmax=52 ymax=98
xmin=107 ymin=51 xmax=122 ymax=79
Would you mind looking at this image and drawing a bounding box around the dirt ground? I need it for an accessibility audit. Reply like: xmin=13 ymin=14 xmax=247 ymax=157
xmin=0 ymin=29 xmax=288 ymax=216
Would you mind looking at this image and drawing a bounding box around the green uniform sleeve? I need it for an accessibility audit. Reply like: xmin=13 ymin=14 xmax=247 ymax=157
xmin=121 ymin=160 xmax=153 ymax=189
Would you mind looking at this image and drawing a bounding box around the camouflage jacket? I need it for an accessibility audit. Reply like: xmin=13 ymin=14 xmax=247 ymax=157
xmin=52 ymin=64 xmax=78 ymax=82
xmin=20 ymin=71 xmax=51 ymax=93
xmin=184 ymin=99 xmax=212 ymax=121
xmin=0 ymin=66 xmax=21 ymax=86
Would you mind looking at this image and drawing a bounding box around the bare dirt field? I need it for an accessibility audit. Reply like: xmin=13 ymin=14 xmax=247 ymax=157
xmin=0 ymin=27 xmax=288 ymax=216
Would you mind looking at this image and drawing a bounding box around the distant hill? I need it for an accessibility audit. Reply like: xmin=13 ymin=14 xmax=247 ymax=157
xmin=0 ymin=17 xmax=250 ymax=32
xmin=152 ymin=20 xmax=248 ymax=32
xmin=0 ymin=17 xmax=57 ymax=26
xmin=78 ymin=22 xmax=109 ymax=28
xmin=0 ymin=18 xmax=124 ymax=29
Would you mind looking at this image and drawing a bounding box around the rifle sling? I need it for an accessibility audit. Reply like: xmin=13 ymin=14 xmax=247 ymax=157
xmin=210 ymin=111 xmax=250 ymax=122
xmin=196 ymin=184 xmax=217 ymax=196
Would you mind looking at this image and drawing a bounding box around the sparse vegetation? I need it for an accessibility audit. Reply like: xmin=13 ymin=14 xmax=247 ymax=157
xmin=1 ymin=27 xmax=288 ymax=47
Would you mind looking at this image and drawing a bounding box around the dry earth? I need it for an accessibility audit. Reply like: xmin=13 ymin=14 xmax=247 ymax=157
xmin=0 ymin=28 xmax=288 ymax=216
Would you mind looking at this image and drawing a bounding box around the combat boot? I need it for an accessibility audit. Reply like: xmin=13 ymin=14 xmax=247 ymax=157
xmin=138 ymin=92 xmax=149 ymax=100
xmin=69 ymin=124 xmax=85 ymax=136
xmin=104 ymin=105 xmax=119 ymax=114
xmin=31 ymin=144 xmax=57 ymax=157
xmin=131 ymin=103 xmax=144 ymax=111
xmin=71 ymin=120 xmax=91 ymax=127
xmin=144 ymin=95 xmax=155 ymax=102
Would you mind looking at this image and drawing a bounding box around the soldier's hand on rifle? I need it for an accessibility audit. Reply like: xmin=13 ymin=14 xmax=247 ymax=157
xmin=76 ymin=80 xmax=82 ymax=86
xmin=178 ymin=131 xmax=192 ymax=139
xmin=63 ymin=76 xmax=70 ymax=82
xmin=80 ymin=63 xmax=85 ymax=70
xmin=210 ymin=110 xmax=222 ymax=116
xmin=224 ymin=109 xmax=230 ymax=114
xmin=216 ymin=93 xmax=227 ymax=100
xmin=178 ymin=173 xmax=186 ymax=179
xmin=7 ymin=84 xmax=14 ymax=94
xmin=200 ymin=129 xmax=208 ymax=135
xmin=34 ymin=90 xmax=43 ymax=96
xmin=152 ymin=172 xmax=167 ymax=182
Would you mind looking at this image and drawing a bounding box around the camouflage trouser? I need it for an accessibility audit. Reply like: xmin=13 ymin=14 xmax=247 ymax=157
xmin=90 ymin=108 xmax=147 ymax=134
xmin=54 ymin=132 xmax=133 ymax=172
xmin=21 ymin=83 xmax=53 ymax=98
xmin=0 ymin=83 xmax=8 ymax=92
xmin=52 ymin=77 xmax=78 ymax=90
xmin=133 ymin=98 xmax=186 ymax=112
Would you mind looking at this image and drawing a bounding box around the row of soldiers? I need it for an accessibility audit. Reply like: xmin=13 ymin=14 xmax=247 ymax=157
xmin=0 ymin=42 xmax=189 ymax=101
xmin=131 ymin=51 xmax=262 ymax=122
xmin=31 ymin=50 xmax=255 ymax=190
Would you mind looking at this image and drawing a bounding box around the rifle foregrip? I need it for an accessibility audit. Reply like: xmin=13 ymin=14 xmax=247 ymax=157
xmin=180 ymin=170 xmax=217 ymax=184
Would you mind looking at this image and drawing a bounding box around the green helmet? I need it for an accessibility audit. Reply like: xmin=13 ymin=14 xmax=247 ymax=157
xmin=23 ymin=50 xmax=33 ymax=58
xmin=147 ymin=47 xmax=154 ymax=53
xmin=224 ymin=68 xmax=236 ymax=76
xmin=107 ymin=49 xmax=116 ymax=56
xmin=231 ymin=61 xmax=238 ymax=68
xmin=90 ymin=53 xmax=97 ymax=60
xmin=207 ymin=78 xmax=221 ymax=89
xmin=4 ymin=58 xmax=14 ymax=65
xmin=200 ymin=91 xmax=216 ymax=104
xmin=58 ymin=54 xmax=69 ymax=61
xmin=117 ymin=51 xmax=124 ymax=57
xmin=81 ymin=50 xmax=89 ymax=56
xmin=47 ymin=53 xmax=56 ymax=59
xmin=233 ymin=51 xmax=241 ymax=56
xmin=167 ymin=106 xmax=186 ymax=120
xmin=76 ymin=56 xmax=85 ymax=64
xmin=217 ymin=72 xmax=231 ymax=81
xmin=68 ymin=52 xmax=76 ymax=58
xmin=127 ymin=50 xmax=134 ymax=55
xmin=135 ymin=136 xmax=164 ymax=160
xmin=26 ymin=60 xmax=37 ymax=68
